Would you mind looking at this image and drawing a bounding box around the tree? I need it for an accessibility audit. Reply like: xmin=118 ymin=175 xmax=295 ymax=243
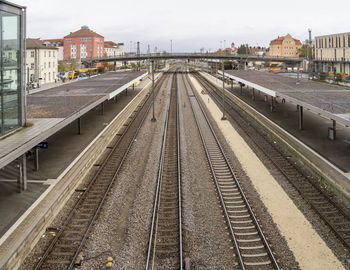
xmin=297 ymin=44 xmax=309 ymax=58
xmin=58 ymin=61 xmax=76 ymax=72
xmin=237 ymin=44 xmax=250 ymax=55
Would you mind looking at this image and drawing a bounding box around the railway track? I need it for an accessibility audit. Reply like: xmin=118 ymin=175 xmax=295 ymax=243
xmin=146 ymin=72 xmax=183 ymax=269
xmin=193 ymin=71 xmax=350 ymax=251
xmin=34 ymin=73 xmax=170 ymax=270
xmin=182 ymin=71 xmax=279 ymax=269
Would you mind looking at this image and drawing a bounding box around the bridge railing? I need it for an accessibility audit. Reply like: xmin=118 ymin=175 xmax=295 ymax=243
xmin=82 ymin=53 xmax=303 ymax=63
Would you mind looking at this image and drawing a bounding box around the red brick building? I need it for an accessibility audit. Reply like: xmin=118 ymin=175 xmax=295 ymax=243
xmin=63 ymin=26 xmax=104 ymax=60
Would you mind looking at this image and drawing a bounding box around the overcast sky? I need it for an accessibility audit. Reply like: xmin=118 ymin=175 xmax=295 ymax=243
xmin=14 ymin=0 xmax=350 ymax=53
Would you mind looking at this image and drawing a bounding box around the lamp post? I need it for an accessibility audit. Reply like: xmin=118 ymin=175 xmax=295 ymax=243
xmin=151 ymin=60 xmax=156 ymax=121
xmin=170 ymin=39 xmax=172 ymax=54
xmin=221 ymin=61 xmax=226 ymax=120
xmin=308 ymin=29 xmax=312 ymax=79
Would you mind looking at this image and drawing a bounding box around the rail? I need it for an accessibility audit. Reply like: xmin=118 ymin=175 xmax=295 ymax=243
xmin=146 ymin=72 xmax=183 ymax=269
xmin=183 ymin=71 xmax=279 ymax=269
xmin=195 ymin=71 xmax=350 ymax=252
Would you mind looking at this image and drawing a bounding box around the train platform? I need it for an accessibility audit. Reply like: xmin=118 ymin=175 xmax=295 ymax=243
xmin=204 ymin=70 xmax=350 ymax=198
xmin=221 ymin=70 xmax=350 ymax=172
xmin=0 ymin=71 xmax=149 ymax=239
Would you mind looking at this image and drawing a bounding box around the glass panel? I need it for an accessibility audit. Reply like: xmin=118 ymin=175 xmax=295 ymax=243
xmin=0 ymin=9 xmax=21 ymax=135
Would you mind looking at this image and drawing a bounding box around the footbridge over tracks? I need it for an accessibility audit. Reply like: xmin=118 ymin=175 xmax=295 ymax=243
xmin=82 ymin=53 xmax=303 ymax=66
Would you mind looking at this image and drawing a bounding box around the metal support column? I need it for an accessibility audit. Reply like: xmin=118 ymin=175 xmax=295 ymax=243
xmin=35 ymin=148 xmax=39 ymax=171
xmin=114 ymin=95 xmax=118 ymax=103
xmin=133 ymin=84 xmax=135 ymax=90
xmin=240 ymin=83 xmax=243 ymax=95
xmin=221 ymin=61 xmax=226 ymax=120
xmin=114 ymin=61 xmax=117 ymax=71
xmin=18 ymin=160 xmax=22 ymax=193
xmin=296 ymin=63 xmax=300 ymax=84
xmin=270 ymin=96 xmax=274 ymax=112
xmin=151 ymin=60 xmax=156 ymax=121
xmin=252 ymin=88 xmax=255 ymax=101
xmin=298 ymin=106 xmax=304 ymax=130
xmin=125 ymin=88 xmax=128 ymax=96
xmin=22 ymin=154 xmax=27 ymax=191
xmin=101 ymin=102 xmax=104 ymax=115
xmin=329 ymin=119 xmax=337 ymax=140
xmin=78 ymin=117 xmax=82 ymax=135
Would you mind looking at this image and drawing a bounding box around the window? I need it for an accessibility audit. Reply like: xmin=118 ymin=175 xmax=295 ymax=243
xmin=53 ymin=51 xmax=55 ymax=57
xmin=31 ymin=51 xmax=34 ymax=57
xmin=31 ymin=63 xmax=34 ymax=69
xmin=53 ymin=61 xmax=55 ymax=68
xmin=71 ymin=44 xmax=76 ymax=59
xmin=49 ymin=51 xmax=51 ymax=57
xmin=80 ymin=43 xmax=87 ymax=58
xmin=44 ymin=51 xmax=46 ymax=57
xmin=66 ymin=39 xmax=72 ymax=43
xmin=48 ymin=62 xmax=50 ymax=68
xmin=44 ymin=62 xmax=46 ymax=68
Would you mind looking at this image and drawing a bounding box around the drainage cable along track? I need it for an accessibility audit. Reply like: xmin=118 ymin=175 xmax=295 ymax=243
xmin=146 ymin=72 xmax=183 ymax=269
xmin=34 ymin=73 xmax=169 ymax=270
xmin=182 ymin=72 xmax=279 ymax=270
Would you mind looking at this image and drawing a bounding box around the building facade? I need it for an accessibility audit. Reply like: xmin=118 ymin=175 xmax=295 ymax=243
xmin=26 ymin=39 xmax=58 ymax=85
xmin=268 ymin=34 xmax=301 ymax=58
xmin=104 ymin=41 xmax=124 ymax=57
xmin=42 ymin=39 xmax=63 ymax=60
xmin=0 ymin=1 xmax=26 ymax=136
xmin=104 ymin=41 xmax=125 ymax=67
xmin=314 ymin=32 xmax=350 ymax=75
xmin=63 ymin=26 xmax=104 ymax=60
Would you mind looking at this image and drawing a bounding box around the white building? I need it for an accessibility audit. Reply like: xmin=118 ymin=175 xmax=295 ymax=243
xmin=42 ymin=39 xmax=64 ymax=60
xmin=104 ymin=41 xmax=125 ymax=67
xmin=314 ymin=32 xmax=350 ymax=75
xmin=26 ymin=38 xmax=58 ymax=85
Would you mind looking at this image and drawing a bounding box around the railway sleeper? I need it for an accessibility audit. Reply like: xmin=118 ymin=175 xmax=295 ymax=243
xmin=231 ymin=220 xmax=253 ymax=224
xmin=225 ymin=201 xmax=245 ymax=206
xmin=61 ymin=232 xmax=84 ymax=240
xmin=157 ymin=224 xmax=179 ymax=231
xmin=244 ymin=260 xmax=272 ymax=267
xmin=235 ymin=231 xmax=258 ymax=236
xmin=229 ymin=214 xmax=251 ymax=219
xmin=239 ymin=245 xmax=265 ymax=250
xmin=237 ymin=238 xmax=261 ymax=243
xmin=50 ymin=251 xmax=74 ymax=257
xmin=42 ymin=258 xmax=72 ymax=265
xmin=232 ymin=225 xmax=256 ymax=230
xmin=155 ymin=248 xmax=179 ymax=256
xmin=220 ymin=188 xmax=239 ymax=192
xmin=53 ymin=245 xmax=77 ymax=252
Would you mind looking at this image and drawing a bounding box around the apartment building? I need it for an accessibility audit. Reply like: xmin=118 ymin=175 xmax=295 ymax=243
xmin=104 ymin=41 xmax=125 ymax=67
xmin=42 ymin=39 xmax=64 ymax=60
xmin=26 ymin=38 xmax=58 ymax=85
xmin=104 ymin=41 xmax=124 ymax=57
xmin=268 ymin=34 xmax=301 ymax=58
xmin=314 ymin=32 xmax=350 ymax=74
xmin=63 ymin=26 xmax=104 ymax=60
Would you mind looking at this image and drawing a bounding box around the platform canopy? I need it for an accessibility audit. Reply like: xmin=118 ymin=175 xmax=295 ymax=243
xmin=221 ymin=70 xmax=350 ymax=127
